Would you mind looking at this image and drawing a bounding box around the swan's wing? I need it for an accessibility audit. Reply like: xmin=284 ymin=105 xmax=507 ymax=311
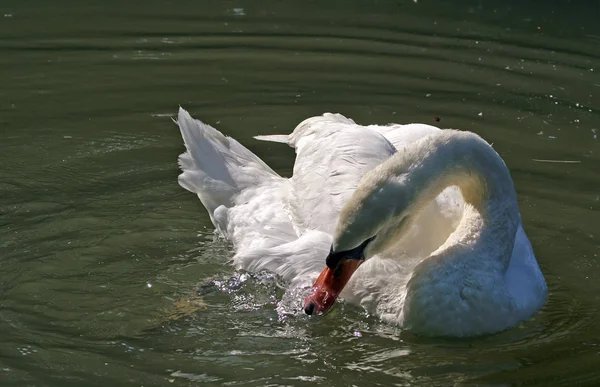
xmin=505 ymin=224 xmax=548 ymax=312
xmin=177 ymin=108 xmax=295 ymax=248
xmin=253 ymin=134 xmax=289 ymax=144
xmin=233 ymin=229 xmax=332 ymax=283
xmin=177 ymin=108 xmax=280 ymax=212
xmin=286 ymin=116 xmax=397 ymax=235
xmin=254 ymin=113 xmax=356 ymax=149
xmin=367 ymin=123 xmax=442 ymax=150
xmin=222 ymin=179 xmax=300 ymax=252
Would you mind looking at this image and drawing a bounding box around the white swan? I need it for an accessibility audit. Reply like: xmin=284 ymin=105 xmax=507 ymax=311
xmin=176 ymin=107 xmax=547 ymax=337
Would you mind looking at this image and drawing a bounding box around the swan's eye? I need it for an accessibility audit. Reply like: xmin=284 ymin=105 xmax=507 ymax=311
xmin=326 ymin=235 xmax=376 ymax=269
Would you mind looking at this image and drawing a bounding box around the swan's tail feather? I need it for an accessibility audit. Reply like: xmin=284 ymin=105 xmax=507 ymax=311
xmin=176 ymin=107 xmax=280 ymax=216
xmin=254 ymin=134 xmax=290 ymax=144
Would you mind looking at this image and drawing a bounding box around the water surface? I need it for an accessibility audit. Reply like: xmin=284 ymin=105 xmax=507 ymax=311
xmin=1 ymin=0 xmax=600 ymax=385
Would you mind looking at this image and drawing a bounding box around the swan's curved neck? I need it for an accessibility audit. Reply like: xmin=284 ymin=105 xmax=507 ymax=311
xmin=405 ymin=134 xmax=510 ymax=210
xmin=333 ymin=130 xmax=520 ymax=272
xmin=399 ymin=131 xmax=520 ymax=269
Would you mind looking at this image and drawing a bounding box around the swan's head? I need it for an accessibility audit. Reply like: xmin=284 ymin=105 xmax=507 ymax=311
xmin=304 ymin=164 xmax=414 ymax=315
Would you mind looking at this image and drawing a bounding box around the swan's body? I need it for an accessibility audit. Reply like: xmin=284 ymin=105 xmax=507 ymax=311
xmin=176 ymin=108 xmax=547 ymax=337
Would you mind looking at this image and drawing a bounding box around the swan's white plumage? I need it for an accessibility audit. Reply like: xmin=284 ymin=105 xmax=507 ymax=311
xmin=176 ymin=107 xmax=547 ymax=337
xmin=285 ymin=115 xmax=397 ymax=236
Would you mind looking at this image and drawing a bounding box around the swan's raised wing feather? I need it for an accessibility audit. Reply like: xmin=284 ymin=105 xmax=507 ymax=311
xmin=177 ymin=108 xmax=280 ymax=208
xmin=177 ymin=108 xmax=290 ymax=242
xmin=286 ymin=116 xmax=397 ymax=235
xmin=253 ymin=134 xmax=289 ymax=144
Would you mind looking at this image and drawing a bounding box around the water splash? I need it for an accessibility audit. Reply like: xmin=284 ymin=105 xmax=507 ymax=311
xmin=210 ymin=270 xmax=282 ymax=312
xmin=276 ymin=280 xmax=314 ymax=321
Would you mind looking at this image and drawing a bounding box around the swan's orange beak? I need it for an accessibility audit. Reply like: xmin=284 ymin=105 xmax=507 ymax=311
xmin=303 ymin=259 xmax=362 ymax=315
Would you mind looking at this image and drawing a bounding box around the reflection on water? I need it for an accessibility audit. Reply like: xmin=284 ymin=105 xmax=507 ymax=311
xmin=1 ymin=0 xmax=599 ymax=385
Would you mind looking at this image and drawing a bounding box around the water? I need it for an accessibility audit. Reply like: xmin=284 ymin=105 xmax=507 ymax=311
xmin=1 ymin=0 xmax=599 ymax=385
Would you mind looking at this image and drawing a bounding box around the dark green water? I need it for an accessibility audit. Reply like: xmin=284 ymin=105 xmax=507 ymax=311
xmin=1 ymin=1 xmax=599 ymax=385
